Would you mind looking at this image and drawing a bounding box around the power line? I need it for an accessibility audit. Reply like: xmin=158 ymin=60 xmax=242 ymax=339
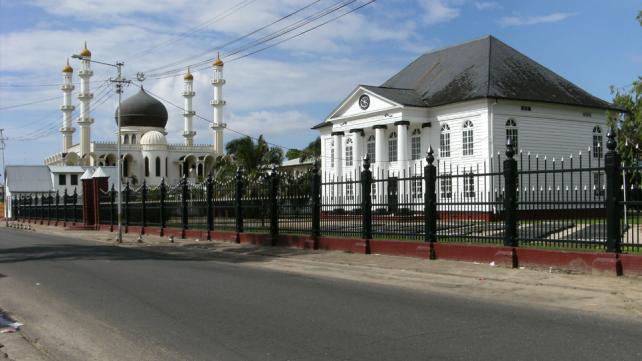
xmin=127 ymin=0 xmax=258 ymax=61
xmin=145 ymin=0 xmax=363 ymax=80
xmin=0 ymin=95 xmax=62 ymax=111
xmin=140 ymin=0 xmax=324 ymax=78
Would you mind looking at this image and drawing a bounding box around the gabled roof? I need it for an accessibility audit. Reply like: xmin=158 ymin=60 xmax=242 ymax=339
xmin=382 ymin=35 xmax=622 ymax=111
xmin=360 ymin=85 xmax=425 ymax=107
xmin=5 ymin=166 xmax=53 ymax=193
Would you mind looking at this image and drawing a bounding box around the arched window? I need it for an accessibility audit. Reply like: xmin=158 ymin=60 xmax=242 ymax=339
xmin=411 ymin=129 xmax=421 ymax=160
xmin=123 ymin=135 xmax=129 ymax=144
xmin=131 ymin=134 xmax=136 ymax=144
xmin=506 ymin=119 xmax=518 ymax=151
xmin=123 ymin=157 xmax=129 ymax=177
xmin=197 ymin=163 xmax=203 ymax=177
xmin=144 ymin=157 xmax=150 ymax=177
xmin=462 ymin=120 xmax=474 ymax=156
xmin=592 ymin=126 xmax=603 ymax=158
xmin=388 ymin=132 xmax=397 ymax=162
xmin=345 ymin=138 xmax=353 ymax=166
xmin=165 ymin=157 xmax=168 ymax=177
xmin=440 ymin=124 xmax=451 ymax=158
xmin=367 ymin=135 xmax=375 ymax=162
xmin=155 ymin=157 xmax=161 ymax=177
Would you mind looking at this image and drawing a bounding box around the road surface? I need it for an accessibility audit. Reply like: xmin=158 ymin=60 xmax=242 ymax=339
xmin=0 ymin=227 xmax=641 ymax=360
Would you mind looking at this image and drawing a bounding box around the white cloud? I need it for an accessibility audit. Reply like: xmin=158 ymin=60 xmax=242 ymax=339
xmin=474 ymin=2 xmax=500 ymax=11
xmin=498 ymin=12 xmax=578 ymax=27
xmin=418 ymin=0 xmax=461 ymax=25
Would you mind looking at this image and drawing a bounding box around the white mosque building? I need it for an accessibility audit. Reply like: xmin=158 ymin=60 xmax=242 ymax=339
xmin=44 ymin=43 xmax=228 ymax=186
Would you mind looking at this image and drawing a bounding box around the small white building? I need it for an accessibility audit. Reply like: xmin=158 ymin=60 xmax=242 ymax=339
xmin=45 ymin=43 xmax=228 ymax=187
xmin=314 ymin=36 xmax=623 ymax=204
xmin=4 ymin=165 xmax=119 ymax=218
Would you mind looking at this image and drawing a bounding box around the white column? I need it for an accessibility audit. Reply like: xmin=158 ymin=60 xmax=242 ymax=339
xmin=210 ymin=54 xmax=226 ymax=154
xmin=350 ymin=129 xmax=364 ymax=201
xmin=396 ymin=121 xmax=409 ymax=202
xmin=374 ymin=125 xmax=387 ymax=175
xmin=183 ymin=69 xmax=196 ymax=146
xmin=332 ymin=132 xmax=343 ymax=178
xmin=77 ymin=43 xmax=94 ymax=165
xmin=350 ymin=129 xmax=363 ymax=171
xmin=60 ymin=60 xmax=75 ymax=152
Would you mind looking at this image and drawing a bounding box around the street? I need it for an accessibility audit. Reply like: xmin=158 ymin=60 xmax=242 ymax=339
xmin=1 ymin=227 xmax=641 ymax=361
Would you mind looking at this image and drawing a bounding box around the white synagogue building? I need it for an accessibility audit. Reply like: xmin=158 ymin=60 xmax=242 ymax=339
xmin=314 ymin=36 xmax=623 ymax=200
xmin=44 ymin=43 xmax=228 ymax=186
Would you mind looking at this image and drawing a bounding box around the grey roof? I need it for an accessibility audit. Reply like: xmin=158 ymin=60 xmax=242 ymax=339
xmin=48 ymin=166 xmax=85 ymax=173
xmin=360 ymin=85 xmax=426 ymax=107
xmin=381 ymin=35 xmax=622 ymax=111
xmin=116 ymin=87 xmax=168 ymax=128
xmin=5 ymin=166 xmax=53 ymax=192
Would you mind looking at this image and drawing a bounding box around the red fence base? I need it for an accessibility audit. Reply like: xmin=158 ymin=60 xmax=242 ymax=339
xmin=17 ymin=219 xmax=642 ymax=277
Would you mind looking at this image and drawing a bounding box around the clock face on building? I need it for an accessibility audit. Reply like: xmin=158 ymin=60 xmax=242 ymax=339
xmin=359 ymin=94 xmax=370 ymax=110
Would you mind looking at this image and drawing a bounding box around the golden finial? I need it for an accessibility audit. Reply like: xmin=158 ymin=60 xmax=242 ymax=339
xmin=62 ymin=59 xmax=73 ymax=73
xmin=213 ymin=52 xmax=224 ymax=67
xmin=79 ymin=41 xmax=91 ymax=57
xmin=184 ymin=67 xmax=193 ymax=80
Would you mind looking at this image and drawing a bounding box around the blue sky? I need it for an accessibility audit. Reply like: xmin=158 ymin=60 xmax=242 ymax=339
xmin=0 ymin=0 xmax=640 ymax=171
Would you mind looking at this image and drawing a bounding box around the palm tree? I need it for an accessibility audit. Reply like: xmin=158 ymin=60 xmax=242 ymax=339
xmin=213 ymin=135 xmax=284 ymax=179
xmin=286 ymin=137 xmax=321 ymax=163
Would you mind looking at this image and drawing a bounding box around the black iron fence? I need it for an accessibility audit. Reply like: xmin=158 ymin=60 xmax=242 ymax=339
xmin=11 ymin=130 xmax=642 ymax=253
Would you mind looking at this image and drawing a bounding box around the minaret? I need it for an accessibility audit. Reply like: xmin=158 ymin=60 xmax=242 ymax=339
xmin=77 ymin=42 xmax=94 ymax=165
xmin=182 ymin=68 xmax=196 ymax=146
xmin=60 ymin=60 xmax=75 ymax=152
xmin=210 ymin=53 xmax=226 ymax=154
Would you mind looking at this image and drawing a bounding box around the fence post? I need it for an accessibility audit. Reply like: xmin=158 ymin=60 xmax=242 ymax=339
xmin=206 ymin=174 xmax=214 ymax=241
xmin=73 ymin=188 xmax=79 ymax=225
xmin=235 ymin=168 xmax=244 ymax=243
xmin=424 ymin=147 xmax=437 ymax=259
xmin=159 ymin=178 xmax=166 ymax=237
xmin=109 ymin=185 xmax=115 ymax=232
xmin=141 ymin=180 xmax=147 ymax=235
xmin=269 ymin=166 xmax=279 ymax=246
xmin=55 ymin=191 xmax=60 ymax=226
xmin=361 ymin=155 xmax=372 ymax=247
xmin=605 ymin=128 xmax=622 ymax=253
xmin=311 ymin=161 xmax=321 ymax=249
xmin=503 ymin=138 xmax=519 ymax=249
xmin=181 ymin=175 xmax=188 ymax=238
xmin=47 ymin=191 xmax=52 ymax=225
xmin=63 ymin=189 xmax=68 ymax=226
xmin=124 ymin=182 xmax=130 ymax=233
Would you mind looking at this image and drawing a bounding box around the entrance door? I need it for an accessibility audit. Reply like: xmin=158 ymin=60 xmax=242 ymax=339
xmin=387 ymin=177 xmax=398 ymax=214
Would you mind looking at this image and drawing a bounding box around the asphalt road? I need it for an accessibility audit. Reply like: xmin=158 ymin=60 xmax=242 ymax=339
xmin=1 ymin=227 xmax=641 ymax=361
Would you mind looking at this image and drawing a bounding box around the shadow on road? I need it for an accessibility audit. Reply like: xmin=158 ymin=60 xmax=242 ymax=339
xmin=0 ymin=242 xmax=307 ymax=265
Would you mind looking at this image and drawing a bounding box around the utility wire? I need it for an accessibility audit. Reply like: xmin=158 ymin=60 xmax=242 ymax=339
xmin=145 ymin=0 xmax=362 ymax=79
xmin=140 ymin=0 xmax=324 ymax=78
xmin=127 ymin=0 xmax=258 ymax=61
xmin=0 ymin=95 xmax=62 ymax=111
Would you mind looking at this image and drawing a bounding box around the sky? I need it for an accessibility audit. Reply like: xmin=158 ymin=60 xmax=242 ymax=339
xmin=0 ymin=0 xmax=640 ymax=171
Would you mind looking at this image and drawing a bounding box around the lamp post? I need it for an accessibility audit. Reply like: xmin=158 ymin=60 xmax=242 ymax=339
xmin=71 ymin=54 xmax=128 ymax=243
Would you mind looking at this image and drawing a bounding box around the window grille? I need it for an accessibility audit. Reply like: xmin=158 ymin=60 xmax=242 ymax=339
xmin=506 ymin=119 xmax=518 ymax=151
xmin=411 ymin=129 xmax=421 ymax=160
xmin=440 ymin=124 xmax=451 ymax=158
xmin=388 ymin=132 xmax=398 ymax=162
xmin=462 ymin=120 xmax=474 ymax=156
xmin=440 ymin=175 xmax=452 ymax=199
xmin=593 ymin=126 xmax=603 ymax=158
xmin=464 ymin=173 xmax=475 ymax=198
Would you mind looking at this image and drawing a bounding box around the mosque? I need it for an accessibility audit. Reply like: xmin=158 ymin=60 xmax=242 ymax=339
xmin=43 ymin=43 xmax=227 ymax=186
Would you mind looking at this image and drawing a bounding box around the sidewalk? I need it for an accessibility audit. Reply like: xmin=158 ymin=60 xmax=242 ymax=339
xmin=9 ymin=223 xmax=642 ymax=322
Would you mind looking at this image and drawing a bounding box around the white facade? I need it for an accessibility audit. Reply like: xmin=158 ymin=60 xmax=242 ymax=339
xmin=318 ymin=87 xmax=609 ymax=201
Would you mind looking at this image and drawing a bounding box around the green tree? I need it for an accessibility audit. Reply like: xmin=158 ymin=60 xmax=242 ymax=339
xmin=212 ymin=135 xmax=283 ymax=180
xmin=285 ymin=137 xmax=321 ymax=162
xmin=609 ymin=77 xmax=642 ymax=183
